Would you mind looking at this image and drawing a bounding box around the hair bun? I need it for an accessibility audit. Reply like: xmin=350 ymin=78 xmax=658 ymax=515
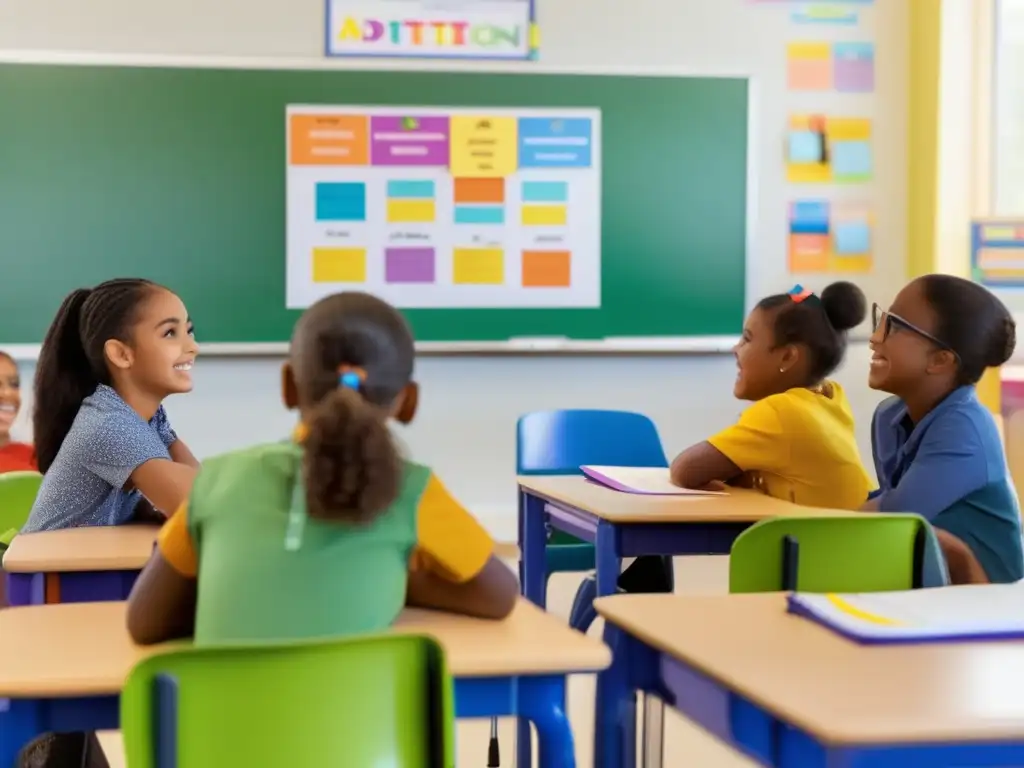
xmin=986 ymin=313 xmax=1017 ymax=367
xmin=820 ymin=281 xmax=867 ymax=332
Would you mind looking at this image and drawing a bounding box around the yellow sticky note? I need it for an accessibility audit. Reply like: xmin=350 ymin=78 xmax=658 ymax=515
xmin=387 ymin=200 xmax=436 ymax=223
xmin=521 ymin=205 xmax=567 ymax=226
xmin=450 ymin=117 xmax=518 ymax=178
xmin=312 ymin=248 xmax=366 ymax=283
xmin=453 ymin=248 xmax=504 ymax=284
xmin=828 ymin=118 xmax=871 ymax=141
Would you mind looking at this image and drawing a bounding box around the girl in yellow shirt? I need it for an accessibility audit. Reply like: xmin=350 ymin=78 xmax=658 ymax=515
xmin=671 ymin=282 xmax=872 ymax=509
xmin=620 ymin=283 xmax=874 ymax=595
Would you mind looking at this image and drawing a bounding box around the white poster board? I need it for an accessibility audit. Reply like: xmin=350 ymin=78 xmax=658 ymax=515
xmin=285 ymin=105 xmax=601 ymax=309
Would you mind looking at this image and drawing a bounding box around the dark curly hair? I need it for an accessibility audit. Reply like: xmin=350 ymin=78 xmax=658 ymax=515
xmin=290 ymin=292 xmax=415 ymax=523
xmin=756 ymin=281 xmax=867 ymax=384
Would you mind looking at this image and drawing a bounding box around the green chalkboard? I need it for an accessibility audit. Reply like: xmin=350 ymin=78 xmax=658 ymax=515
xmin=0 ymin=63 xmax=748 ymax=345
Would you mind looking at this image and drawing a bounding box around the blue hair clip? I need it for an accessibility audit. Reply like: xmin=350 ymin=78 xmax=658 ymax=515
xmin=338 ymin=365 xmax=365 ymax=391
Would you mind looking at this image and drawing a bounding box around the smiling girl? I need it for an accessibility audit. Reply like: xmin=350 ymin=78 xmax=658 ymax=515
xmin=22 ymin=279 xmax=201 ymax=533
xmin=0 ymin=351 xmax=36 ymax=473
xmin=670 ymin=282 xmax=871 ymax=507
xmin=865 ymin=275 xmax=1023 ymax=584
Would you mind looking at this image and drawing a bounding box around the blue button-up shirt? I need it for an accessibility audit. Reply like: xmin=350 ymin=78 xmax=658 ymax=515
xmin=871 ymin=386 xmax=1023 ymax=583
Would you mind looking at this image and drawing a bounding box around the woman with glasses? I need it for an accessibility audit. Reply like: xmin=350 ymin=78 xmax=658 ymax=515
xmin=866 ymin=274 xmax=1022 ymax=584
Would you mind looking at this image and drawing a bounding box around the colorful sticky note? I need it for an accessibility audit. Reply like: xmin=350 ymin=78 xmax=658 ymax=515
xmin=790 ymin=200 xmax=830 ymax=233
xmin=789 ymin=130 xmax=824 ymax=164
xmin=835 ymin=221 xmax=871 ymax=254
xmin=834 ymin=42 xmax=875 ymax=93
xmin=831 ymin=140 xmax=872 ymax=180
xmin=788 ymin=42 xmax=832 ymax=90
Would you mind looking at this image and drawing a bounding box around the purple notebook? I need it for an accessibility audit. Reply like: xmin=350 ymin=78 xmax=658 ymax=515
xmin=579 ymin=466 xmax=727 ymax=496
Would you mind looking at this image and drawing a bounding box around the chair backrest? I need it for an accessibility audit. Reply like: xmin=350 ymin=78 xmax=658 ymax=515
xmin=516 ymin=409 xmax=668 ymax=475
xmin=729 ymin=514 xmax=927 ymax=594
xmin=0 ymin=471 xmax=42 ymax=536
xmin=121 ymin=633 xmax=455 ymax=768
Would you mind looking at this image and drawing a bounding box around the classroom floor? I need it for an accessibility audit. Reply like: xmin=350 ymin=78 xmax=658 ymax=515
xmin=99 ymin=555 xmax=756 ymax=767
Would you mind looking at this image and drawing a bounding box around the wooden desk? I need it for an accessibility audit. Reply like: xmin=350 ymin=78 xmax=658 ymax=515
xmin=595 ymin=592 xmax=1024 ymax=767
xmin=517 ymin=475 xmax=858 ymax=603
xmin=2 ymin=525 xmax=159 ymax=606
xmin=0 ymin=599 xmax=609 ymax=768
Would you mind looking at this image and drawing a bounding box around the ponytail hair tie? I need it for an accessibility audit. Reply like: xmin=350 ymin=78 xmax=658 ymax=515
xmin=337 ymin=365 xmax=366 ymax=391
xmin=788 ymin=284 xmax=817 ymax=304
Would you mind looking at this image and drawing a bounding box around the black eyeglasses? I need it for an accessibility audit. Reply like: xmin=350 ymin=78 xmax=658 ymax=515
xmin=871 ymin=303 xmax=961 ymax=363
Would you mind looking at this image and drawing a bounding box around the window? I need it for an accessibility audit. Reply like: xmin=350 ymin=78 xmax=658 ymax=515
xmin=994 ymin=0 xmax=1024 ymax=212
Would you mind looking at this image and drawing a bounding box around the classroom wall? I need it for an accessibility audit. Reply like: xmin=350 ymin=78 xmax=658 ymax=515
xmin=1 ymin=0 xmax=908 ymax=539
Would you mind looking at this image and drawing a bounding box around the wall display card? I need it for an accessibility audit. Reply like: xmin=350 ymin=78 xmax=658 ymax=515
xmin=325 ymin=0 xmax=538 ymax=59
xmin=971 ymin=219 xmax=1024 ymax=288
xmin=789 ymin=199 xmax=872 ymax=274
xmin=791 ymin=5 xmax=859 ymax=24
xmin=787 ymin=42 xmax=875 ymax=93
xmin=786 ymin=114 xmax=872 ymax=183
xmin=286 ymin=105 xmax=602 ymax=309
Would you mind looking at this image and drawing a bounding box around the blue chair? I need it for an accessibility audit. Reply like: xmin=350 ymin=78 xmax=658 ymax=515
xmin=517 ymin=409 xmax=670 ymax=631
xmin=497 ymin=410 xmax=670 ymax=767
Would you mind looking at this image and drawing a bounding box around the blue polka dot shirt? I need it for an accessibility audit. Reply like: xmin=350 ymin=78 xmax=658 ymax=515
xmin=23 ymin=384 xmax=177 ymax=532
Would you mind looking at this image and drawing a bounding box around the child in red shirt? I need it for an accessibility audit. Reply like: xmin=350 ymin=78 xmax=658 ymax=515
xmin=0 ymin=351 xmax=37 ymax=473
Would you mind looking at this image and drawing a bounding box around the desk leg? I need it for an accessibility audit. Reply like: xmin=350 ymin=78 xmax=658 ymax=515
xmin=520 ymin=490 xmax=548 ymax=608
xmin=640 ymin=696 xmax=664 ymax=768
xmin=0 ymin=700 xmax=41 ymax=768
xmin=519 ymin=676 xmax=575 ymax=768
xmin=518 ymin=491 xmax=549 ymax=768
xmin=595 ymin=624 xmax=635 ymax=768
xmin=595 ymin=521 xmax=620 ymax=598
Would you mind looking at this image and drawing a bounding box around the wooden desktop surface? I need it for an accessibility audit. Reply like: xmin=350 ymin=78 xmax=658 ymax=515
xmin=2 ymin=526 xmax=160 ymax=573
xmin=0 ymin=598 xmax=609 ymax=698
xmin=518 ymin=475 xmax=859 ymax=523
xmin=596 ymin=592 xmax=1024 ymax=745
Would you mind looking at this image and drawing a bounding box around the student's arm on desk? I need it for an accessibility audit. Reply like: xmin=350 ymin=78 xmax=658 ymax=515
xmin=126 ymin=503 xmax=197 ymax=645
xmin=130 ymin=460 xmax=197 ymax=519
xmin=669 ymin=442 xmax=742 ymax=490
xmin=672 ymin=400 xmax=791 ymax=489
xmin=406 ymin=475 xmax=517 ymax=620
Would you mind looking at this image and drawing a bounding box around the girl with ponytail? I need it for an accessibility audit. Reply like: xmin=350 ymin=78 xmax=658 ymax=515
xmin=23 ymin=279 xmax=200 ymax=532
xmin=127 ymin=291 xmax=517 ymax=646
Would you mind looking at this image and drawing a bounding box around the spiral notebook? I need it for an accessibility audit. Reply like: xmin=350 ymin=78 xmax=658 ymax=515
xmin=579 ymin=466 xmax=727 ymax=496
xmin=788 ymin=582 xmax=1024 ymax=644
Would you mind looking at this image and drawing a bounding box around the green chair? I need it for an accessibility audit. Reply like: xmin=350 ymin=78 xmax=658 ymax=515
xmin=0 ymin=471 xmax=42 ymax=551
xmin=729 ymin=513 xmax=935 ymax=594
xmin=121 ymin=633 xmax=455 ymax=768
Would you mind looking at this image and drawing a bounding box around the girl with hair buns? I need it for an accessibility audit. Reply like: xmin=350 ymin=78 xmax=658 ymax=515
xmin=621 ymin=282 xmax=873 ymax=594
xmin=866 ymin=274 xmax=1023 ymax=584
xmin=127 ymin=291 xmax=518 ymax=645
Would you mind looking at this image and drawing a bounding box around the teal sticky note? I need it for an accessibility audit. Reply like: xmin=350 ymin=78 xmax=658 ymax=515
xmin=789 ymin=130 xmax=823 ymax=163
xmin=832 ymin=140 xmax=872 ymax=178
xmin=835 ymin=221 xmax=871 ymax=255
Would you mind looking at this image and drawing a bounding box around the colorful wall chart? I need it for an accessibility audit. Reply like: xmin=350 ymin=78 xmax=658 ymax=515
xmin=787 ymin=42 xmax=875 ymax=92
xmin=786 ymin=114 xmax=872 ymax=183
xmin=286 ymin=106 xmax=601 ymax=309
xmin=789 ymin=199 xmax=872 ymax=273
xmin=971 ymin=219 xmax=1024 ymax=287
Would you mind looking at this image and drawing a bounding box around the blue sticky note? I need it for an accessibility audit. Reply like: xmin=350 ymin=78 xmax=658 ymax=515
xmin=831 ymin=140 xmax=872 ymax=178
xmin=789 ymin=130 xmax=823 ymax=164
xmin=835 ymin=221 xmax=871 ymax=255
xmin=790 ymin=200 xmax=830 ymax=234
